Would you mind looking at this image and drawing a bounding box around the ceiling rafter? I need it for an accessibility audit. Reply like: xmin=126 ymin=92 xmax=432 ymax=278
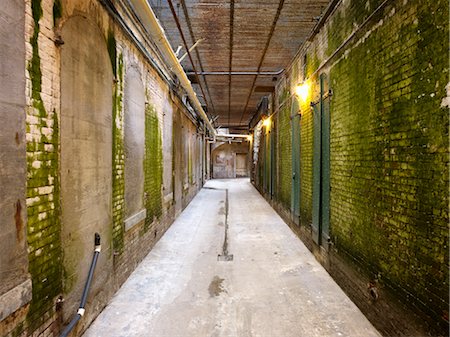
xmin=151 ymin=0 xmax=330 ymax=130
xmin=238 ymin=0 xmax=286 ymax=126
xmin=228 ymin=0 xmax=235 ymax=126
xmin=179 ymin=0 xmax=217 ymax=122
xmin=167 ymin=0 xmax=211 ymax=122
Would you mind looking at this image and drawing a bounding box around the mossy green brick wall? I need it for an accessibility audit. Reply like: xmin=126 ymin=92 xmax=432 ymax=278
xmin=276 ymin=97 xmax=292 ymax=209
xmin=262 ymin=0 xmax=449 ymax=330
xmin=299 ymin=97 xmax=313 ymax=225
xmin=328 ymin=0 xmax=449 ymax=323
xmin=25 ymin=0 xmax=62 ymax=330
xmin=144 ymin=103 xmax=163 ymax=230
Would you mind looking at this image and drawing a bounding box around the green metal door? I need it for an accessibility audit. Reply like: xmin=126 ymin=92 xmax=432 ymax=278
xmin=312 ymin=74 xmax=331 ymax=246
xmin=312 ymin=101 xmax=321 ymax=244
xmin=258 ymin=130 xmax=264 ymax=188
xmin=266 ymin=129 xmax=271 ymax=195
xmin=291 ymin=99 xmax=301 ymax=225
xmin=270 ymin=124 xmax=276 ymax=198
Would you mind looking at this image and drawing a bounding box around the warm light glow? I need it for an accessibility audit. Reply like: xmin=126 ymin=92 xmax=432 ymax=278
xmin=295 ymin=82 xmax=310 ymax=102
xmin=262 ymin=117 xmax=271 ymax=128
xmin=246 ymin=135 xmax=253 ymax=141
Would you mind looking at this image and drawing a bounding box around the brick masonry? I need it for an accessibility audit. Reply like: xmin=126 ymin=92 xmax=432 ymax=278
xmin=253 ymin=0 xmax=449 ymax=336
xmin=0 ymin=0 xmax=206 ymax=336
xmin=275 ymin=87 xmax=292 ymax=210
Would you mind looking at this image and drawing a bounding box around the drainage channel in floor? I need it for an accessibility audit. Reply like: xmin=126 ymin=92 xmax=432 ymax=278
xmin=203 ymin=186 xmax=233 ymax=262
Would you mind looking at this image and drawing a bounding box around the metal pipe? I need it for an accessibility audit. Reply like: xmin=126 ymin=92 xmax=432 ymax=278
xmin=238 ymin=0 xmax=286 ymax=125
xmin=60 ymin=314 xmax=81 ymax=337
xmin=167 ymin=0 xmax=211 ymax=119
xmin=227 ymin=0 xmax=235 ymax=126
xmin=217 ymin=134 xmax=249 ymax=138
xmin=186 ymin=70 xmax=284 ymax=76
xmin=178 ymin=38 xmax=204 ymax=62
xmin=127 ymin=0 xmax=216 ymax=136
xmin=99 ymin=0 xmax=172 ymax=85
xmin=179 ymin=0 xmax=217 ymax=119
xmin=60 ymin=233 xmax=101 ymax=337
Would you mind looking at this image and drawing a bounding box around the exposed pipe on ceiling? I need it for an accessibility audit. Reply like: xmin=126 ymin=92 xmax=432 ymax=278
xmin=186 ymin=70 xmax=284 ymax=76
xmin=127 ymin=0 xmax=215 ymax=136
xmin=238 ymin=0 xmax=286 ymax=125
xmin=126 ymin=0 xmax=251 ymax=140
xmin=228 ymin=0 xmax=235 ymax=126
xmin=178 ymin=38 xmax=204 ymax=62
xmin=179 ymin=0 xmax=217 ymax=119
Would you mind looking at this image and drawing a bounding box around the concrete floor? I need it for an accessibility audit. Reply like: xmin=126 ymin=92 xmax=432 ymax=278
xmin=83 ymin=179 xmax=381 ymax=337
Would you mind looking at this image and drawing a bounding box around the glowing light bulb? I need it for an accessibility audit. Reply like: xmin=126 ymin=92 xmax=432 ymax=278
xmin=295 ymin=82 xmax=310 ymax=102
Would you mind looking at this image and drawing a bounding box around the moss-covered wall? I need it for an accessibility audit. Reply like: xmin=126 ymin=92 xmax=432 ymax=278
xmin=276 ymin=96 xmax=292 ymax=209
xmin=25 ymin=0 xmax=63 ymax=332
xmin=328 ymin=0 xmax=449 ymax=327
xmin=111 ymin=36 xmax=126 ymax=253
xmin=298 ymin=94 xmax=313 ymax=226
xmin=144 ymin=103 xmax=163 ymax=230
xmin=2 ymin=1 xmax=206 ymax=336
xmin=254 ymin=0 xmax=449 ymax=334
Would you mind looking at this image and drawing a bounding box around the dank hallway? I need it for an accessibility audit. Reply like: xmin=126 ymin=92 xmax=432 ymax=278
xmin=83 ymin=179 xmax=380 ymax=337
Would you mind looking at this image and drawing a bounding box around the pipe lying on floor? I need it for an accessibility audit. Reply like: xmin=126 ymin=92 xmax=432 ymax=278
xmin=60 ymin=233 xmax=101 ymax=337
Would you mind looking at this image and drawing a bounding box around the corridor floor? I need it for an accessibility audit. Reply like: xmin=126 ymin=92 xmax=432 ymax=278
xmin=83 ymin=179 xmax=381 ymax=337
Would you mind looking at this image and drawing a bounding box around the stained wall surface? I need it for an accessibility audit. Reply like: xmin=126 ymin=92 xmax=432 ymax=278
xmin=0 ymin=0 xmax=31 ymax=321
xmin=212 ymin=142 xmax=250 ymax=179
xmin=60 ymin=15 xmax=113 ymax=320
xmin=0 ymin=0 xmax=207 ymax=336
xmin=124 ymin=65 xmax=145 ymax=221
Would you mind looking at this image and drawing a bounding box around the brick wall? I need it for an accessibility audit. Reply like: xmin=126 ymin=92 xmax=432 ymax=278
xmin=21 ymin=0 xmax=63 ymax=334
xmin=253 ymin=0 xmax=449 ymax=335
xmin=144 ymin=103 xmax=163 ymax=228
xmin=275 ymin=85 xmax=292 ymax=210
xmin=0 ymin=0 xmax=206 ymax=336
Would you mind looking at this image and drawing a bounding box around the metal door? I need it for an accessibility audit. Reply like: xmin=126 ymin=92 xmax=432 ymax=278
xmin=266 ymin=129 xmax=272 ymax=195
xmin=312 ymin=100 xmax=321 ymax=244
xmin=270 ymin=119 xmax=276 ymax=198
xmin=312 ymin=74 xmax=331 ymax=246
xmin=291 ymin=99 xmax=301 ymax=225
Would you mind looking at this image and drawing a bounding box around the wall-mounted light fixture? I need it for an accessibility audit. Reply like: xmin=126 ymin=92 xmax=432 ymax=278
xmin=262 ymin=117 xmax=271 ymax=128
xmin=295 ymin=81 xmax=310 ymax=102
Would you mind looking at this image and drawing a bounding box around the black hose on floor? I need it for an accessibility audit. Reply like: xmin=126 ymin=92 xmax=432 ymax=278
xmin=60 ymin=233 xmax=101 ymax=337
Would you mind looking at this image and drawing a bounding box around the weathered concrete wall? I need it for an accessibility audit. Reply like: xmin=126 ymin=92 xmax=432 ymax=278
xmin=124 ymin=65 xmax=145 ymax=222
xmin=60 ymin=14 xmax=114 ymax=321
xmin=212 ymin=142 xmax=250 ymax=179
xmin=0 ymin=0 xmax=32 ymax=322
xmin=253 ymin=0 xmax=449 ymax=336
xmin=0 ymin=0 xmax=207 ymax=336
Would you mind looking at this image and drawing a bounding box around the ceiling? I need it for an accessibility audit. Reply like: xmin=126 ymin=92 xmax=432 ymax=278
xmin=150 ymin=0 xmax=330 ymax=132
